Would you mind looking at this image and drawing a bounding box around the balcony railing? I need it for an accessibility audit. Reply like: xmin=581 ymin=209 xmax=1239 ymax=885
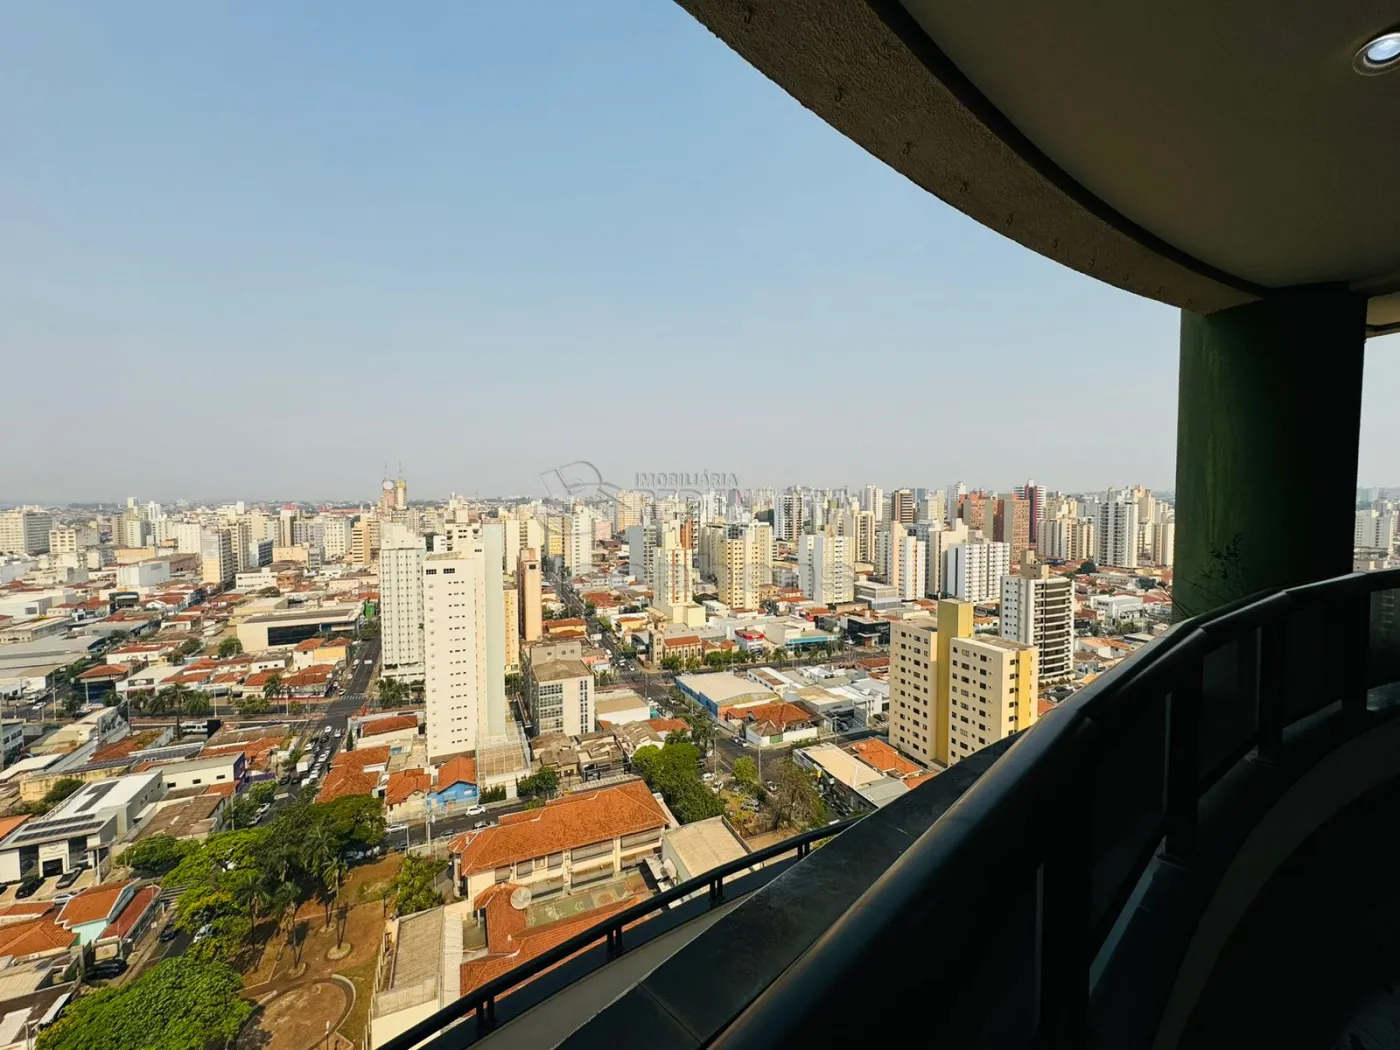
xmin=708 ymin=568 xmax=1400 ymax=1049
xmin=377 ymin=815 xmax=862 ymax=1050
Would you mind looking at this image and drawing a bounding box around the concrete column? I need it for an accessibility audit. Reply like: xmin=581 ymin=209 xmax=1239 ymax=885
xmin=1174 ymin=285 xmax=1367 ymax=618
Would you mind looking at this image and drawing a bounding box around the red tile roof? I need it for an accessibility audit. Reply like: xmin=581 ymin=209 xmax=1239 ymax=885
xmin=333 ymin=746 xmax=390 ymax=770
xmin=316 ymin=765 xmax=381 ymax=803
xmin=460 ymin=883 xmax=640 ymax=999
xmin=0 ymin=916 xmax=77 ymax=959
xmin=77 ymin=665 xmax=129 ymax=680
xmin=847 ymin=738 xmax=923 ymax=779
xmin=436 ymin=755 xmax=477 ymax=790
xmin=738 ymin=702 xmax=813 ymax=731
xmin=360 ymin=715 xmax=419 ymax=736
xmin=385 ymin=769 xmax=433 ymax=806
xmin=57 ymin=881 xmax=133 ymax=928
xmin=449 ymin=781 xmax=666 ymax=876
xmin=101 ymin=885 xmax=160 ymax=941
xmin=646 ymin=718 xmax=688 ymax=735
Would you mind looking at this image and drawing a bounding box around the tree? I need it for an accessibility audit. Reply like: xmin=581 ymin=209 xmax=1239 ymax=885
xmin=217 ymin=638 xmax=243 ymax=659
xmin=289 ymin=700 xmax=304 ymax=718
xmin=732 ymin=756 xmax=759 ymax=795
xmin=158 ymin=683 xmax=193 ymax=738
xmin=248 ymin=781 xmax=278 ymax=807
xmin=661 ymin=656 xmax=682 ymax=673
xmin=391 ymin=855 xmax=448 ymax=915
xmin=121 ymin=835 xmax=196 ymax=877
xmin=584 ymin=601 xmax=597 ymax=617
xmin=630 ymin=740 xmax=724 ymax=824
xmin=682 ymin=710 xmax=716 ymax=766
xmin=184 ymin=694 xmax=211 ymax=720
xmin=60 ymin=692 xmax=83 ymax=718
xmin=258 ymin=586 xmax=281 ymax=597
xmin=516 ymin=768 xmax=559 ymax=802
xmin=35 ymin=956 xmax=252 ymax=1050
xmin=769 ymin=759 xmax=828 ymax=830
xmin=236 ymin=694 xmax=269 ymax=717
xmin=1077 ymin=559 xmax=1099 ymax=575
xmin=504 ymin=673 xmax=523 ymax=699
xmin=262 ymin=674 xmax=285 ymax=718
xmin=178 ymin=638 xmax=202 ymax=657
xmin=375 ymin=677 xmax=406 ymax=709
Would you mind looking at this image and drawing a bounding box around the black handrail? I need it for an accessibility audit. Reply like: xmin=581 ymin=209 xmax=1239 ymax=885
xmin=377 ymin=814 xmax=862 ymax=1050
xmin=710 ymin=568 xmax=1400 ymax=1050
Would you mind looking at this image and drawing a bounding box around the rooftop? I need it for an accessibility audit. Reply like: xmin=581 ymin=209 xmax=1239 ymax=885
xmin=530 ymin=659 xmax=591 ymax=683
xmin=450 ymin=781 xmax=668 ymax=875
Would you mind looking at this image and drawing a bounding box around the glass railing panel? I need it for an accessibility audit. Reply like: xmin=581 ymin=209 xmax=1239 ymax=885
xmin=1280 ymin=603 xmax=1330 ymax=724
xmin=1088 ymin=686 xmax=1168 ymax=935
xmin=1199 ymin=634 xmax=1258 ymax=786
xmin=1368 ymin=587 xmax=1400 ymax=687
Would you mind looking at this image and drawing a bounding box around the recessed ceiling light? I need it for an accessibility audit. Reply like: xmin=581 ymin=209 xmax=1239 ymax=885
xmin=1355 ymin=31 xmax=1400 ymax=74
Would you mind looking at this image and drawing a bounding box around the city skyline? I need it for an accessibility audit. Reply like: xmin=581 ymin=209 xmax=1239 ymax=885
xmin=5 ymin=3 xmax=1398 ymax=503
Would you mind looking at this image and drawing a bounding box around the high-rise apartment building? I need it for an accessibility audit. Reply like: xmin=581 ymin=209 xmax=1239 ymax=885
xmin=48 ymin=524 xmax=98 ymax=555
xmin=613 ymin=490 xmax=646 ymax=533
xmin=351 ymin=517 xmax=381 ymax=568
xmin=200 ymin=528 xmax=235 ymax=587
xmin=624 ymin=523 xmax=654 ymax=582
xmin=380 ymin=523 xmax=426 ymax=682
xmin=874 ymin=521 xmax=904 ymax=587
xmin=840 ymin=509 xmax=876 ymax=565
xmin=797 ymin=532 xmax=853 ymax=604
xmin=943 ymin=540 xmax=1011 ymax=602
xmin=946 ymin=635 xmax=1038 ymax=765
xmin=717 ymin=521 xmax=773 ymax=610
xmin=1095 ymin=490 xmax=1140 ymax=568
xmin=564 ymin=508 xmax=595 ymax=578
xmin=959 ymin=491 xmax=992 ymax=532
xmin=1000 ymin=552 xmax=1074 ymax=685
xmin=524 ymin=639 xmax=594 ymax=737
xmin=862 ymin=485 xmax=884 ymax=520
xmin=921 ymin=519 xmax=969 ymax=597
xmin=321 ymin=516 xmax=354 ymax=561
xmin=650 ymin=519 xmax=695 ymax=619
xmin=891 ymin=489 xmax=917 ymax=525
xmin=1039 ymin=517 xmax=1096 ymax=562
xmin=0 ymin=509 xmax=53 ymax=555
xmin=175 ymin=521 xmax=204 ymax=556
xmin=517 ymin=547 xmax=543 ymax=643
xmin=1355 ymin=508 xmax=1398 ymax=553
xmin=424 ymin=544 xmax=489 ymax=762
xmin=1151 ymin=518 xmax=1176 ymax=567
xmin=503 ymin=583 xmax=520 ymax=673
xmin=895 ymin=531 xmax=927 ymax=602
xmin=890 ymin=616 xmax=938 ymax=767
xmin=118 ymin=510 xmax=149 ymax=549
xmin=1014 ymin=481 xmax=1046 ymax=544
xmin=993 ymin=493 xmax=1032 ymax=559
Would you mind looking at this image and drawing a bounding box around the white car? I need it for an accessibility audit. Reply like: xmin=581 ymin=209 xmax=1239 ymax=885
xmin=386 ymin=823 xmax=409 ymax=835
xmin=465 ymin=804 xmax=486 ymax=816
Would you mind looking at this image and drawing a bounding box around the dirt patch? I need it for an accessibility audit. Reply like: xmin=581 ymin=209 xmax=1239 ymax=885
xmin=237 ymin=980 xmax=349 ymax=1050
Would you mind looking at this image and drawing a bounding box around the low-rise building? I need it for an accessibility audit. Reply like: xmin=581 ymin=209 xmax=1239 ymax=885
xmin=448 ymin=780 xmax=669 ymax=904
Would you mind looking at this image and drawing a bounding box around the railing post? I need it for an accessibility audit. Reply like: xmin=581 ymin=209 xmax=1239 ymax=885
xmin=1164 ymin=662 xmax=1203 ymax=862
xmin=1257 ymin=617 xmax=1287 ymax=765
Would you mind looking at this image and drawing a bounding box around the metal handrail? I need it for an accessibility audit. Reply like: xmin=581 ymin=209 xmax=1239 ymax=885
xmin=377 ymin=814 xmax=863 ymax=1050
xmin=710 ymin=568 xmax=1400 ymax=1049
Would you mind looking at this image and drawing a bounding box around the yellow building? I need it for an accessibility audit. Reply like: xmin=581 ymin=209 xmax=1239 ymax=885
xmin=934 ymin=599 xmax=974 ymax=767
xmin=945 ymin=636 xmax=1038 ymax=765
xmin=889 ymin=617 xmax=939 ymax=767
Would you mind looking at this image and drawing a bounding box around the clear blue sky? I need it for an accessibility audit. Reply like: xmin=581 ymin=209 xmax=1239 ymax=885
xmin=3 ymin=1 xmax=1396 ymax=504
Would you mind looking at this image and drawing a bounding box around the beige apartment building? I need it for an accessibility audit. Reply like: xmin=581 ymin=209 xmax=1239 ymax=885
xmin=48 ymin=524 xmax=98 ymax=555
xmin=524 ymin=639 xmax=594 ymax=737
xmin=717 ymin=522 xmax=773 ymax=610
xmin=946 ymin=635 xmax=1038 ymax=765
xmin=517 ymin=547 xmax=542 ymax=642
xmin=889 ymin=617 xmax=939 ymax=767
xmin=351 ymin=517 xmax=381 ymax=568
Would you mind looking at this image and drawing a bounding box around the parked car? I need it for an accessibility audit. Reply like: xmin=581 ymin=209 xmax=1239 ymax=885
xmin=385 ymin=823 xmax=409 ymax=835
xmin=55 ymin=868 xmax=83 ymax=889
xmin=193 ymin=923 xmax=213 ymax=942
xmin=86 ymin=959 xmax=128 ymax=981
xmin=472 ymin=820 xmax=491 ymax=830
xmin=701 ymin=772 xmax=715 ymax=782
xmin=465 ymin=804 xmax=486 ymax=816
xmin=158 ymin=923 xmax=179 ymax=943
xmin=15 ymin=877 xmax=43 ymax=899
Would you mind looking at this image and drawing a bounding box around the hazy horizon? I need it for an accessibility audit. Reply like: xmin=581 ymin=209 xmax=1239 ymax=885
xmin=4 ymin=2 xmax=1397 ymax=506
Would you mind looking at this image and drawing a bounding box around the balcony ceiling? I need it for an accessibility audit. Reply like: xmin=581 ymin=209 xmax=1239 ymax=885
xmin=676 ymin=0 xmax=1400 ymax=333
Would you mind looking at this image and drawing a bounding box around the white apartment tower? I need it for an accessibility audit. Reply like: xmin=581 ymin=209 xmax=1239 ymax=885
xmin=943 ymin=540 xmax=1011 ymax=602
xmin=380 ymin=523 xmax=427 ymax=682
xmin=1095 ymin=491 xmax=1140 ymax=568
xmin=797 ymin=532 xmax=854 ymax=604
xmin=1355 ymin=509 xmax=1397 ymax=553
xmin=1152 ymin=519 xmax=1177 ymax=567
xmin=0 ymin=510 xmax=53 ymax=556
xmin=650 ymin=519 xmax=695 ymax=618
xmin=563 ymin=507 xmax=595 ymax=578
xmin=1000 ymin=553 xmax=1075 ymax=684
xmin=424 ymin=544 xmax=489 ymax=762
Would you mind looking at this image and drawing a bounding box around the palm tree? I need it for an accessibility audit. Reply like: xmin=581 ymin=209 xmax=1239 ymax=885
xmin=185 ymin=694 xmax=211 ymax=720
xmin=262 ymin=674 xmax=284 ymax=718
xmin=158 ymin=683 xmax=193 ymax=739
